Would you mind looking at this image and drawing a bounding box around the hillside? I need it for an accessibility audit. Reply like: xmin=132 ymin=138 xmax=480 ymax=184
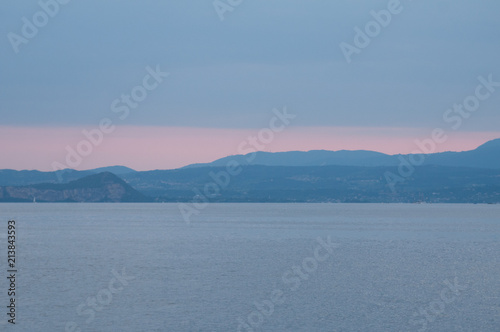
xmin=0 ymin=172 xmax=149 ymax=203
xmin=121 ymin=165 xmax=500 ymax=203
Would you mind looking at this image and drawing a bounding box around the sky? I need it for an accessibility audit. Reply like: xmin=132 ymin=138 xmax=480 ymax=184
xmin=1 ymin=0 xmax=499 ymax=171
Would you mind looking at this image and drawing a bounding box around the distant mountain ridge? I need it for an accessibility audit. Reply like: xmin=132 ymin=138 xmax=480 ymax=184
xmin=0 ymin=139 xmax=499 ymax=203
xmin=183 ymin=138 xmax=500 ymax=170
xmin=0 ymin=165 xmax=136 ymax=187
xmin=184 ymin=150 xmax=389 ymax=168
xmin=85 ymin=166 xmax=136 ymax=175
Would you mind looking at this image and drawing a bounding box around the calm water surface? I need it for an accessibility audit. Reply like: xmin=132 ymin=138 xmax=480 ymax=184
xmin=0 ymin=203 xmax=499 ymax=331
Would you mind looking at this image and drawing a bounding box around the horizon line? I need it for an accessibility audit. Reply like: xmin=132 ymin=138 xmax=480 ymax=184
xmin=3 ymin=136 xmax=498 ymax=173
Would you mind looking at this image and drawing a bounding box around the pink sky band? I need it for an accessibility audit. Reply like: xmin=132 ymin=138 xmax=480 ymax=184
xmin=1 ymin=126 xmax=499 ymax=171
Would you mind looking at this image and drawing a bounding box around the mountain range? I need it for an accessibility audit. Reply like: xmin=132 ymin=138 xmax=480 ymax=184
xmin=184 ymin=138 xmax=500 ymax=169
xmin=0 ymin=138 xmax=499 ymax=203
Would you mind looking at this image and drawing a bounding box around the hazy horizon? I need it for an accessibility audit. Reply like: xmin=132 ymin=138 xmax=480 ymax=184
xmin=2 ymin=134 xmax=498 ymax=172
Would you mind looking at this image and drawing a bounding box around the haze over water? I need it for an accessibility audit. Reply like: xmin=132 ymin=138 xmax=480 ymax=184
xmin=1 ymin=203 xmax=499 ymax=331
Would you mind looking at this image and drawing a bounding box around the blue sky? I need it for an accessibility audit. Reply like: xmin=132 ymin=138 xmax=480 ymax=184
xmin=1 ymin=0 xmax=499 ymax=170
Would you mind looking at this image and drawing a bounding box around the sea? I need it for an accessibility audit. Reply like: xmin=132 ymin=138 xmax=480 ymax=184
xmin=0 ymin=203 xmax=499 ymax=331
